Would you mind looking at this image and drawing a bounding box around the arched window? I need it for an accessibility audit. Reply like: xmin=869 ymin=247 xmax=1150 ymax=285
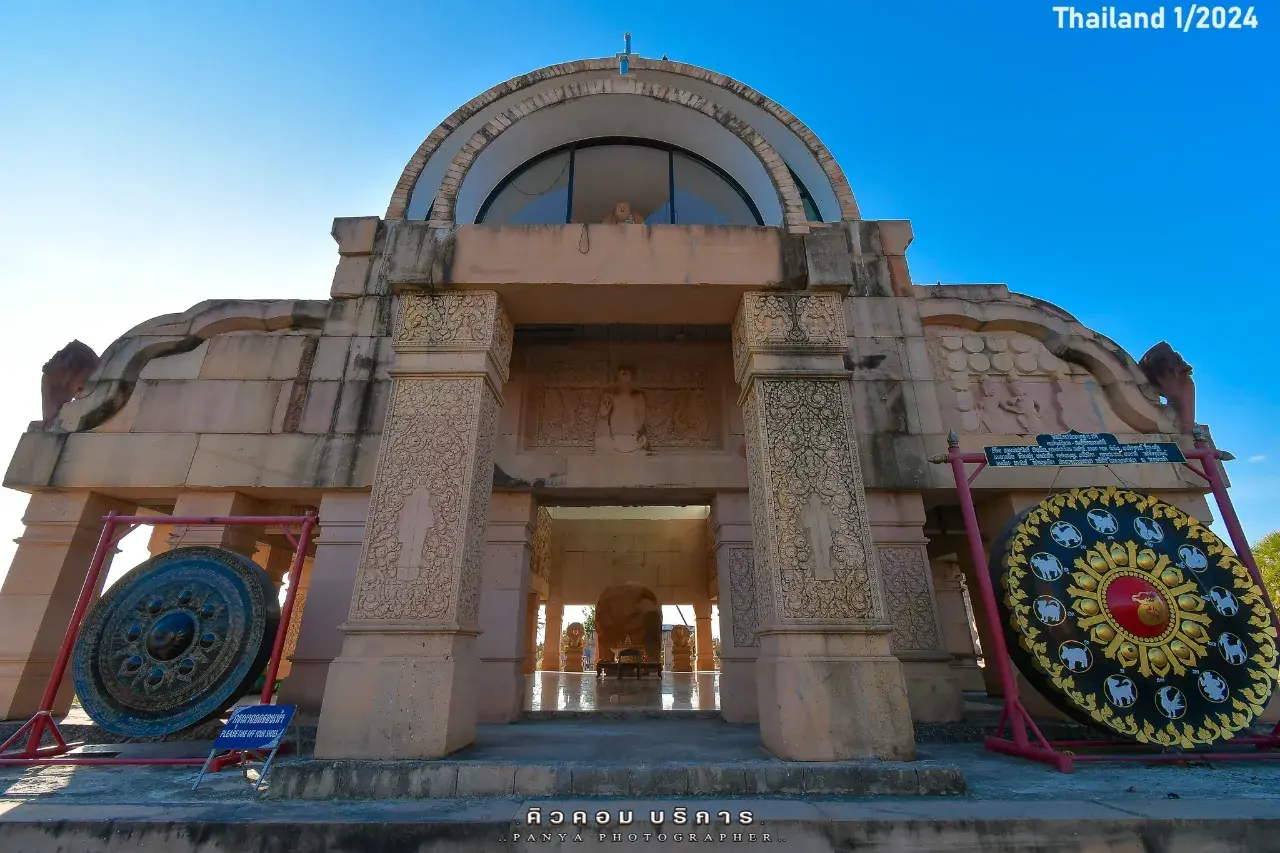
xmin=787 ymin=165 xmax=823 ymax=222
xmin=477 ymin=138 xmax=764 ymax=226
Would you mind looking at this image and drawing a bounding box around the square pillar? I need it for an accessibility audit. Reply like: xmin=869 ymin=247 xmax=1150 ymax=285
xmin=523 ymin=591 xmax=540 ymax=675
xmin=166 ymin=492 xmax=263 ymax=556
xmin=734 ymin=292 xmax=914 ymax=761
xmin=314 ymin=291 xmax=512 ymax=759
xmin=476 ymin=492 xmax=536 ymax=723
xmin=694 ymin=600 xmax=714 ymax=672
xmin=868 ymin=491 xmax=964 ymax=723
xmin=712 ymin=492 xmax=758 ymax=723
xmin=0 ymin=491 xmax=132 ymax=720
xmin=543 ymin=602 xmax=563 ymax=672
xmin=276 ymin=555 xmax=312 ymax=681
xmin=277 ymin=492 xmax=369 ymax=718
xmin=930 ymin=554 xmax=985 ymax=692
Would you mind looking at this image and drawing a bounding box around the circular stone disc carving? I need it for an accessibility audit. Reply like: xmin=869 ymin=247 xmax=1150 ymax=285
xmin=72 ymin=546 xmax=280 ymax=737
xmin=989 ymin=487 xmax=1278 ymax=749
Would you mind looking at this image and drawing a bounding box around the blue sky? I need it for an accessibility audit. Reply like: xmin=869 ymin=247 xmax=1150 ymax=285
xmin=0 ymin=1 xmax=1276 ymax=584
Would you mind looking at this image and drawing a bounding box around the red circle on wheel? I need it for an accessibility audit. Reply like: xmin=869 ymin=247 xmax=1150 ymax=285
xmin=1106 ymin=574 xmax=1170 ymax=638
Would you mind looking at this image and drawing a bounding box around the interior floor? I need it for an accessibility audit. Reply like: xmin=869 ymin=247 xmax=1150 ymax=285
xmin=525 ymin=671 xmax=719 ymax=712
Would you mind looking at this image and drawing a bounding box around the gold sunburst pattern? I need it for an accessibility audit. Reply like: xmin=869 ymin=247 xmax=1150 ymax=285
xmin=995 ymin=486 xmax=1277 ymax=749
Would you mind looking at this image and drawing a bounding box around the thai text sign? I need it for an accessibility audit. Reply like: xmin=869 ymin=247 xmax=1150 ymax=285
xmin=984 ymin=432 xmax=1186 ymax=467
xmin=212 ymin=705 xmax=295 ymax=750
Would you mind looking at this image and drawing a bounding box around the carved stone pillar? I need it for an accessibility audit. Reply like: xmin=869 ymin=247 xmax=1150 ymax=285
xmin=733 ymin=292 xmax=915 ymax=760
xmin=869 ymin=491 xmax=963 ymax=723
xmin=929 ymin=554 xmax=985 ymax=693
xmin=712 ymin=493 xmax=758 ymax=723
xmin=313 ymin=291 xmax=512 ymax=759
xmin=278 ymin=493 xmax=369 ymax=719
xmin=476 ymin=492 xmax=536 ymax=723
xmin=693 ymin=600 xmax=714 ymax=672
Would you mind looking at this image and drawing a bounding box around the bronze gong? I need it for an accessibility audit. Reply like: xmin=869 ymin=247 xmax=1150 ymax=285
xmin=989 ymin=487 xmax=1277 ymax=749
xmin=72 ymin=546 xmax=280 ymax=737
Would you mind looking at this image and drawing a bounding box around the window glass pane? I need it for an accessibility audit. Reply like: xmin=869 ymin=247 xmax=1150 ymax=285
xmin=787 ymin=165 xmax=823 ymax=222
xmin=479 ymin=150 xmax=571 ymax=224
xmin=672 ymin=153 xmax=757 ymax=225
xmin=570 ymin=145 xmax=670 ymax=224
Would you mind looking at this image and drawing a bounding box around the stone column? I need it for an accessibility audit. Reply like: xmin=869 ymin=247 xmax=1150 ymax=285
xmin=522 ymin=591 xmax=540 ymax=675
xmin=166 ymin=492 xmax=263 ymax=555
xmin=476 ymin=492 xmax=536 ymax=723
xmin=869 ymin=492 xmax=963 ymax=723
xmin=278 ymin=493 xmax=369 ymax=719
xmin=694 ymin=600 xmax=714 ymax=672
xmin=277 ymin=555 xmax=313 ymax=681
xmin=253 ymin=544 xmax=295 ymax=586
xmin=712 ymin=492 xmax=758 ymax=723
xmin=313 ymin=291 xmax=512 ymax=759
xmin=543 ymin=601 xmax=563 ymax=672
xmin=930 ymin=554 xmax=984 ymax=692
xmin=0 ymin=491 xmax=132 ymax=719
xmin=733 ymin=291 xmax=915 ymax=760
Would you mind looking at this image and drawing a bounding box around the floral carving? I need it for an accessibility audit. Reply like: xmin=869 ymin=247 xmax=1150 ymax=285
xmin=530 ymin=507 xmax=553 ymax=583
xmin=725 ymin=545 xmax=759 ymax=648
xmin=877 ymin=546 xmax=943 ymax=652
xmin=742 ymin=392 xmax=777 ymax=630
xmin=396 ymin=292 xmax=513 ymax=381
xmin=743 ymin=378 xmax=883 ymax=623
xmin=349 ymin=377 xmax=496 ymax=623
xmin=732 ymin=292 xmax=847 ymax=383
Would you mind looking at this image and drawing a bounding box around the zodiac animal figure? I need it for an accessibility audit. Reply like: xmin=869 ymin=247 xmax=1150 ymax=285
xmin=1134 ymin=517 xmax=1164 ymax=543
xmin=1156 ymin=685 xmax=1186 ymax=719
xmin=1198 ymin=670 xmax=1229 ymax=703
xmin=1060 ymin=643 xmax=1091 ymax=672
xmin=1208 ymin=587 xmax=1239 ymax=616
xmin=1104 ymin=675 xmax=1137 ymax=708
xmin=1050 ymin=522 xmax=1083 ymax=548
xmin=1030 ymin=553 xmax=1065 ymax=581
xmin=1087 ymin=509 xmax=1119 ymax=535
xmin=1035 ymin=597 xmax=1065 ymax=625
xmin=1219 ymin=633 xmax=1248 ymax=665
xmin=1179 ymin=545 xmax=1208 ymax=571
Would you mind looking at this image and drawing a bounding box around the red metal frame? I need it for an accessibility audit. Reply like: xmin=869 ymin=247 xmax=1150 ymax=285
xmin=936 ymin=428 xmax=1280 ymax=772
xmin=0 ymin=511 xmax=317 ymax=770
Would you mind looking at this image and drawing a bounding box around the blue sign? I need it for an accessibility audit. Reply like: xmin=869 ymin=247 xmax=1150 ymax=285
xmin=984 ymin=432 xmax=1186 ymax=468
xmin=213 ymin=705 xmax=295 ymax=750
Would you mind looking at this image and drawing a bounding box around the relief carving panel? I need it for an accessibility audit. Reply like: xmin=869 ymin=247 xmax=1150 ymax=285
xmin=522 ymin=346 xmax=722 ymax=452
xmin=349 ymin=377 xmax=496 ymax=624
xmin=724 ymin=545 xmax=759 ymax=648
xmin=530 ymin=507 xmax=552 ymax=583
xmin=733 ymin=292 xmax=847 ymax=383
xmin=397 ymin=292 xmax=513 ymax=380
xmin=743 ymin=378 xmax=883 ymax=624
xmin=926 ymin=330 xmax=1116 ymax=435
xmin=877 ymin=546 xmax=944 ymax=653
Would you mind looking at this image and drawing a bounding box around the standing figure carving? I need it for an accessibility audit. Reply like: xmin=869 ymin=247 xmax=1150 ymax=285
xmin=596 ymin=366 xmax=648 ymax=453
xmin=40 ymin=340 xmax=99 ymax=426
xmin=1000 ymin=379 xmax=1044 ymax=435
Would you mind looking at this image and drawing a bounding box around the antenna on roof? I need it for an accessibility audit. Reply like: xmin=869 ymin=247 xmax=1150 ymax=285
xmin=617 ymin=32 xmax=633 ymax=74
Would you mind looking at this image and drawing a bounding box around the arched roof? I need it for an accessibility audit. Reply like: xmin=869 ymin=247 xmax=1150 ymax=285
xmin=387 ymin=57 xmax=860 ymax=230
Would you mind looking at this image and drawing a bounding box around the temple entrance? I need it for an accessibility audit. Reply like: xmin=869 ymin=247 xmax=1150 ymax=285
xmin=523 ymin=505 xmax=720 ymax=714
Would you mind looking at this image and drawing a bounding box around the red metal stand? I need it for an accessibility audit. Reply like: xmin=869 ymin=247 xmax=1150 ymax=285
xmin=936 ymin=427 xmax=1280 ymax=772
xmin=0 ymin=511 xmax=317 ymax=770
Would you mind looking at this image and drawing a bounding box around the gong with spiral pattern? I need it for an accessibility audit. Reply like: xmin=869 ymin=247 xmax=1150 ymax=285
xmin=72 ymin=546 xmax=280 ymax=737
xmin=989 ymin=487 xmax=1277 ymax=749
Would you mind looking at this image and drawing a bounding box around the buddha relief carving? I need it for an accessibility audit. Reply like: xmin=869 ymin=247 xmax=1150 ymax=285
xmin=596 ymin=366 xmax=648 ymax=453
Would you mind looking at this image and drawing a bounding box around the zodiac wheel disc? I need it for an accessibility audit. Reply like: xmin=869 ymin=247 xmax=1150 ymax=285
xmin=72 ymin=546 xmax=280 ymax=737
xmin=989 ymin=487 xmax=1278 ymax=749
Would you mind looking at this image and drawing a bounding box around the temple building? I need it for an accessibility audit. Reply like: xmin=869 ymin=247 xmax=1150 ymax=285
xmin=0 ymin=48 xmax=1227 ymax=762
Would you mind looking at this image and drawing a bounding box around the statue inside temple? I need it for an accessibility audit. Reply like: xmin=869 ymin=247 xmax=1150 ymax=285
xmin=596 ymin=366 xmax=648 ymax=453
xmin=39 ymin=340 xmax=99 ymax=427
xmin=563 ymin=622 xmax=585 ymax=673
xmin=670 ymin=624 xmax=693 ymax=672
xmin=601 ymin=201 xmax=639 ymax=224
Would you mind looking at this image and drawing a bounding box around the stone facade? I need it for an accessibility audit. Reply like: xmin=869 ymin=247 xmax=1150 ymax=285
xmin=0 ymin=53 xmax=1228 ymax=759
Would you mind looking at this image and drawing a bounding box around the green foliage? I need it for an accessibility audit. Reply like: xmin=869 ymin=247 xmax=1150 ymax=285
xmin=1255 ymin=531 xmax=1280 ymax=607
xmin=581 ymin=605 xmax=597 ymax=636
